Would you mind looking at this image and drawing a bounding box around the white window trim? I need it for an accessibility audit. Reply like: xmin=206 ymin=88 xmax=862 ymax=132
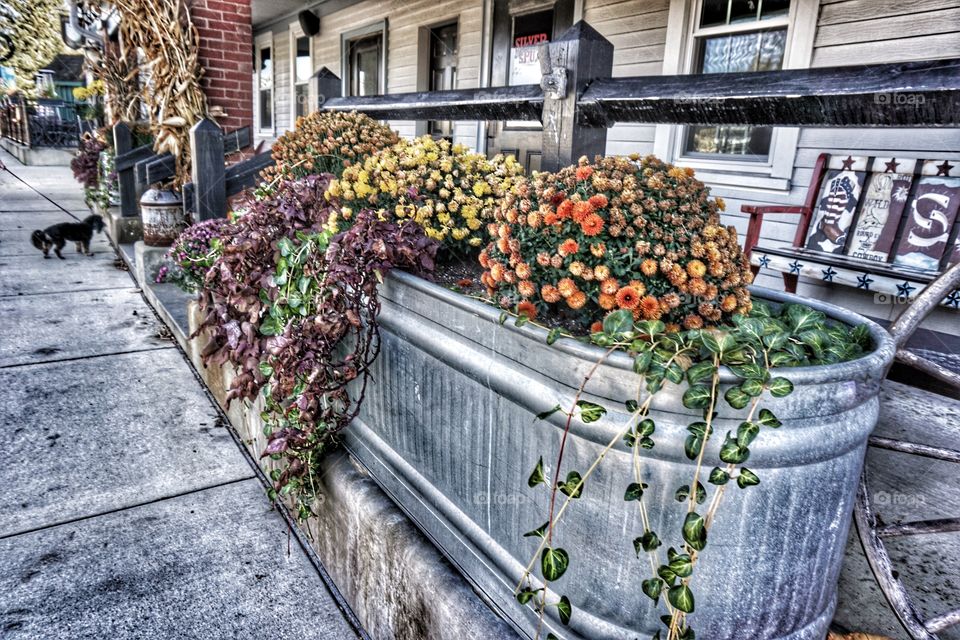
xmin=654 ymin=0 xmax=819 ymax=192
xmin=288 ymin=21 xmax=313 ymax=124
xmin=254 ymin=32 xmax=275 ymax=137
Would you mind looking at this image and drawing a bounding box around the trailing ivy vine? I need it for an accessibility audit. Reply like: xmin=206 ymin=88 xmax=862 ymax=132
xmin=516 ymin=301 xmax=871 ymax=639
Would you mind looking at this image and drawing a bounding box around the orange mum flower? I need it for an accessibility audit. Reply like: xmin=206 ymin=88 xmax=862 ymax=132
xmin=490 ymin=263 xmax=504 ymax=282
xmin=541 ymin=284 xmax=562 ymax=303
xmin=598 ymin=293 xmax=617 ymax=310
xmin=497 ymin=237 xmax=510 ymax=254
xmin=588 ymin=194 xmax=608 ymax=209
xmin=543 ymin=211 xmax=559 ymax=225
xmin=580 ymin=213 xmax=604 ymax=236
xmin=557 ymin=200 xmax=575 ymax=219
xmin=576 ymin=165 xmax=593 ymax=181
xmin=686 ymin=259 xmax=707 ymax=278
xmin=559 ymin=238 xmax=580 ymax=257
xmin=615 ymin=286 xmax=640 ymax=310
xmin=688 ymin=278 xmax=708 ymax=296
xmin=478 ymin=250 xmax=490 ymax=268
xmin=683 ymin=313 xmax=704 ymax=330
xmin=639 ymin=295 xmax=662 ymax=320
xmin=518 ymin=280 xmax=536 ymax=298
xmin=536 ymin=252 xmax=551 ymax=267
xmin=557 ymin=278 xmax=578 ymax=298
xmin=517 ymin=301 xmax=537 ymax=320
xmin=720 ymin=294 xmax=738 ymax=312
xmin=640 ymin=259 xmax=658 ymax=277
xmin=569 ymin=261 xmax=584 ymax=276
xmin=572 ymin=201 xmax=594 ymax=223
xmin=590 ymin=321 xmax=604 ymax=334
xmin=567 ymin=291 xmax=587 ymax=309
xmin=600 ymin=278 xmax=619 ymax=295
xmin=590 ymin=242 xmax=606 ymax=258
xmin=628 ymin=280 xmax=647 ymax=296
xmin=516 ymin=262 xmax=532 ymax=279
xmin=594 ymin=264 xmax=610 ymax=280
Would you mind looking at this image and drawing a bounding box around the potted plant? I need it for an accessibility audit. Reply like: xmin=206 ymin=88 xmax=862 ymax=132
xmin=181 ymin=125 xmax=894 ymax=639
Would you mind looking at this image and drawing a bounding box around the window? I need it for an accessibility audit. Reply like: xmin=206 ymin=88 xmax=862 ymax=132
xmin=290 ymin=27 xmax=312 ymax=121
xmin=255 ymin=34 xmax=273 ymax=134
xmin=428 ymin=22 xmax=458 ymax=138
xmin=684 ymin=1 xmax=789 ymax=161
xmin=342 ymin=21 xmax=387 ymax=98
xmin=656 ymin=0 xmax=817 ymax=189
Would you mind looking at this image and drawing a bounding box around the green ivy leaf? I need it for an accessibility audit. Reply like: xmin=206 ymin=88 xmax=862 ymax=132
xmin=535 ymin=404 xmax=563 ymax=421
xmin=708 ymin=467 xmax=729 ymax=485
xmin=684 ymin=435 xmax=703 ymax=461
xmin=639 ymin=436 xmax=656 ymax=449
xmin=728 ymin=362 xmax=767 ymax=381
xmin=642 ymin=578 xmax=663 ymax=603
xmin=523 ymin=522 xmax=549 ymax=538
xmin=668 ymin=584 xmax=695 ymax=613
xmin=763 ymin=332 xmax=790 ymax=351
xmin=624 ymin=482 xmax=648 ymax=501
xmin=741 ymin=378 xmax=764 ymax=398
xmin=768 ymin=377 xmax=795 ymax=397
xmin=498 ymin=312 xmax=508 ymax=325
xmin=277 ymin=236 xmax=294 ymax=257
xmin=556 ymin=595 xmax=572 ymax=625
xmin=633 ymin=350 xmax=653 ymax=375
xmin=682 ymin=385 xmax=713 ymax=410
xmin=603 ymin=309 xmax=635 ymax=338
xmin=558 ymin=471 xmax=584 ymax=499
xmin=528 ymin=457 xmax=546 ymax=488
xmin=636 ymin=320 xmax=666 ymax=337
xmin=735 ymin=317 xmax=766 ymax=343
xmin=516 ymin=588 xmax=538 ymax=605
xmin=686 ymin=361 xmax=716 ymax=386
xmin=657 ymin=565 xmax=677 ymax=584
xmin=541 ymin=547 xmax=570 ymax=582
xmin=665 ymin=362 xmax=685 ymax=385
xmin=768 ymin=350 xmax=798 ymax=368
xmin=757 ymin=408 xmax=782 ymax=428
xmin=298 ymin=276 xmax=310 ymax=295
xmin=736 ymin=421 xmax=760 ymax=447
xmin=638 ymin=418 xmax=656 ymax=437
xmin=701 ymin=330 xmax=736 ymax=354
xmin=577 ymin=400 xmax=607 ymax=423
xmin=682 ymin=512 xmax=707 ymax=551
xmin=625 ymin=399 xmax=639 ymax=413
xmin=737 ymin=468 xmax=761 ymax=488
xmin=668 ymin=551 xmax=694 ymax=577
xmin=546 ymin=328 xmax=562 ymax=345
xmin=786 ymin=304 xmax=825 ymax=333
xmin=641 ymin=530 xmax=662 ymax=552
xmin=675 ymin=482 xmax=706 ymax=504
xmin=719 ymin=432 xmax=750 ymax=464
xmin=724 ymin=385 xmax=751 ymax=410
xmin=515 ymin=315 xmax=530 ymax=327
xmin=258 ymin=362 xmax=274 ymax=378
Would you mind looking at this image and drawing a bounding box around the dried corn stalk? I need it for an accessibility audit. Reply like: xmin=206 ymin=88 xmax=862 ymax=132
xmin=114 ymin=0 xmax=210 ymax=186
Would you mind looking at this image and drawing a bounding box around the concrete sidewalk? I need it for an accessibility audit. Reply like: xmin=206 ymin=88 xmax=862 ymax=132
xmin=0 ymin=150 xmax=363 ymax=638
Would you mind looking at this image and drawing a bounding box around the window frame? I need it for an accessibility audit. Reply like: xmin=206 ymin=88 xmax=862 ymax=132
xmin=254 ymin=32 xmax=275 ymax=137
xmin=341 ymin=20 xmax=388 ymax=97
xmin=288 ymin=22 xmax=313 ymax=124
xmin=655 ymin=0 xmax=819 ymax=191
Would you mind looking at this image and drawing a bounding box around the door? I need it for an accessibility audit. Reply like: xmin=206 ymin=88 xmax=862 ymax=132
xmin=487 ymin=0 xmax=574 ymax=172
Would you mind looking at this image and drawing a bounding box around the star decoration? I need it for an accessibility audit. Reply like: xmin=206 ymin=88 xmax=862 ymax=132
xmin=822 ymin=266 xmax=837 ymax=282
xmin=856 ymin=273 xmax=874 ymax=290
xmin=945 ymin=290 xmax=960 ymax=308
xmin=788 ymin=260 xmax=803 ymax=274
xmin=758 ymin=254 xmax=771 ymax=268
xmin=896 ymin=281 xmax=916 ymax=297
xmin=884 ymin=158 xmax=900 ymax=173
xmin=936 ymin=160 xmax=955 ymax=176
xmin=841 ymin=156 xmax=855 ymax=170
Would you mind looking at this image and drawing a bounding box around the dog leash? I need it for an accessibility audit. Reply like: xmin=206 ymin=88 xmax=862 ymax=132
xmin=1 ymin=156 xmax=81 ymax=222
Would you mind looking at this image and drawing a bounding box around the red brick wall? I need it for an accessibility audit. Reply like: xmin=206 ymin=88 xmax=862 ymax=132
xmin=189 ymin=0 xmax=253 ymax=133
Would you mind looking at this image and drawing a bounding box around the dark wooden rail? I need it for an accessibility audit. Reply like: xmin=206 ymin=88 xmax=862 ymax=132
xmin=324 ymin=85 xmax=544 ymax=122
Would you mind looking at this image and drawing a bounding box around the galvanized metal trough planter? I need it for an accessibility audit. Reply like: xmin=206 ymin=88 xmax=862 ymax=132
xmin=345 ymin=270 xmax=897 ymax=640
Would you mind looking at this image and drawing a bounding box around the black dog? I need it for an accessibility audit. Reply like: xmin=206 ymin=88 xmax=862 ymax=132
xmin=31 ymin=215 xmax=105 ymax=259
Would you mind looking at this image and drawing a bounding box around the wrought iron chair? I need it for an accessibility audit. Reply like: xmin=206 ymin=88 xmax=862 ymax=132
xmin=856 ymin=261 xmax=960 ymax=639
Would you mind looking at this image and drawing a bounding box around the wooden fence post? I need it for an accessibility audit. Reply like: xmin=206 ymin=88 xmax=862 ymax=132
xmin=314 ymin=67 xmax=342 ymax=108
xmin=190 ymin=118 xmax=227 ymax=220
xmin=113 ymin=121 xmax=139 ymax=218
xmin=539 ymin=21 xmax=613 ymax=172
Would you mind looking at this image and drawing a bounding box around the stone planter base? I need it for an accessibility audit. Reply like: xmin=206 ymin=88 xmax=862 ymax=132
xmin=96 ymin=203 xmax=142 ymax=244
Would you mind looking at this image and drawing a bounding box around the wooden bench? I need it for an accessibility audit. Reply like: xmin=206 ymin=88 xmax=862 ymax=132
xmin=743 ymin=153 xmax=960 ymax=309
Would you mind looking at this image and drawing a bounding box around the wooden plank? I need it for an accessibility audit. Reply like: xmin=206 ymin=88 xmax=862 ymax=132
xmin=578 ymin=58 xmax=960 ymax=127
xmin=224 ymin=153 xmax=275 ymax=196
xmin=113 ymin=122 xmax=140 ymax=218
xmin=189 ymin=119 xmax=227 ymax=220
xmin=143 ymin=154 xmax=176 ymax=186
xmin=815 ymin=8 xmax=960 ymax=47
xmin=813 ymin=34 xmax=960 ymax=67
xmin=222 ymin=126 xmax=251 ymax=154
xmin=323 ymin=84 xmax=544 ymax=122
xmin=114 ymin=143 xmax=155 ymax=172
xmin=818 ymin=0 xmax=960 ymax=26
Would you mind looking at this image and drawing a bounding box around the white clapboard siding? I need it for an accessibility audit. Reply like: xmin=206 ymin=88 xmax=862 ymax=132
xmin=584 ymin=0 xmax=669 ymax=158
xmin=273 ymin=33 xmax=291 ymax=135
